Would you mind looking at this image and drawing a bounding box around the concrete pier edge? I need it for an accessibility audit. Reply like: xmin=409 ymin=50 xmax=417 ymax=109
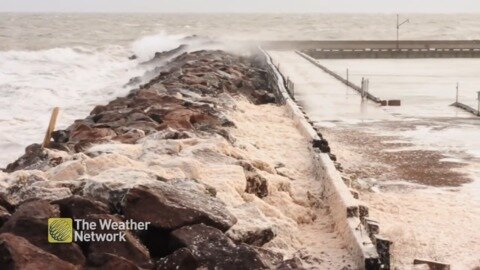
xmin=259 ymin=48 xmax=391 ymax=269
xmin=451 ymin=102 xmax=480 ymax=116
xmin=295 ymin=51 xmax=385 ymax=105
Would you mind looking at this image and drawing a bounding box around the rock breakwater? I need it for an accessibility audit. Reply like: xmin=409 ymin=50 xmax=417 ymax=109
xmin=0 ymin=49 xmax=354 ymax=269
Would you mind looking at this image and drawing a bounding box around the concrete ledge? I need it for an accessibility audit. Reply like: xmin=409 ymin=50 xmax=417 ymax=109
xmin=295 ymin=51 xmax=385 ymax=105
xmin=256 ymin=40 xmax=480 ymax=51
xmin=259 ymin=49 xmax=389 ymax=269
xmin=451 ymin=102 xmax=480 ymax=116
xmin=305 ymin=48 xmax=480 ymax=59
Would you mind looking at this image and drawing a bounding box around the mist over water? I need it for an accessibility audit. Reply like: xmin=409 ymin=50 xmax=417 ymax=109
xmin=2 ymin=13 xmax=480 ymax=51
xmin=1 ymin=13 xmax=480 ymax=167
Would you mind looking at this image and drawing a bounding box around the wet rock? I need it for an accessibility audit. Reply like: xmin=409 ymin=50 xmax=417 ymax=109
xmin=85 ymin=214 xmax=152 ymax=269
xmin=123 ymin=181 xmax=237 ymax=231
xmin=155 ymin=248 xmax=198 ymax=270
xmin=277 ymin=257 xmax=305 ymax=270
xmin=252 ymin=89 xmax=276 ymax=104
xmin=147 ymin=127 xmax=192 ymax=140
xmin=226 ymin=203 xmax=276 ymax=246
xmin=90 ymin=105 xmax=109 ymax=115
xmin=47 ymin=158 xmax=87 ymax=181
xmin=125 ymin=76 xmax=142 ymax=87
xmin=0 ymin=170 xmax=73 ymax=207
xmin=69 ymin=124 xmax=117 ymax=143
xmin=52 ymin=130 xmax=70 ymax=144
xmin=254 ymin=247 xmax=284 ymax=269
xmin=52 ymin=195 xmax=109 ymax=220
xmin=4 ymin=144 xmax=69 ymax=173
xmin=170 ymin=224 xmax=233 ymax=249
xmin=5 ymin=144 xmax=46 ymax=173
xmin=0 ymin=206 xmax=11 ymax=228
xmin=0 ymin=233 xmax=76 ymax=270
xmin=0 ymin=200 xmax=86 ymax=266
xmin=0 ymin=194 xmax=15 ymax=213
xmin=245 ymin=170 xmax=269 ymax=198
xmin=170 ymin=224 xmax=268 ymax=269
xmin=313 ymin=139 xmax=330 ymax=153
xmin=81 ymin=168 xmax=162 ymax=205
xmin=142 ymin=44 xmax=188 ymax=64
xmin=113 ymin=128 xmax=146 ymax=144
xmin=88 ymin=253 xmax=140 ymax=270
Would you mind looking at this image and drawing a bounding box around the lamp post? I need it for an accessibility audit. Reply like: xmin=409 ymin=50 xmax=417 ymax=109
xmin=396 ymin=14 xmax=410 ymax=49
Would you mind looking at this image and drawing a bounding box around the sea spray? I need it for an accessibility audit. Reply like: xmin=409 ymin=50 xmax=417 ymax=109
xmin=130 ymin=32 xmax=186 ymax=62
xmin=0 ymin=45 xmax=143 ymax=167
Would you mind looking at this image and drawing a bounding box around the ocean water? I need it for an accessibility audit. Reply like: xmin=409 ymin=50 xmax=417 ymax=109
xmin=1 ymin=13 xmax=480 ymax=167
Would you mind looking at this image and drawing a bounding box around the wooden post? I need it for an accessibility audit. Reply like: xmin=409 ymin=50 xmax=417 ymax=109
xmin=42 ymin=107 xmax=60 ymax=148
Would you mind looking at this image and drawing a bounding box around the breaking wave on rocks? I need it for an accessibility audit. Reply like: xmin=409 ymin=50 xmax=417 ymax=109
xmin=131 ymin=32 xmax=188 ymax=62
xmin=0 ymin=33 xmax=193 ymax=168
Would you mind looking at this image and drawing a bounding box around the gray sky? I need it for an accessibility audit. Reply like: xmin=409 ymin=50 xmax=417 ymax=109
xmin=1 ymin=0 xmax=480 ymax=13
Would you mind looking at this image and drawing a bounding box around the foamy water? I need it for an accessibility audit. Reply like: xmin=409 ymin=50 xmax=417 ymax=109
xmin=0 ymin=29 xmax=191 ymax=166
xmin=1 ymin=13 xmax=480 ymax=168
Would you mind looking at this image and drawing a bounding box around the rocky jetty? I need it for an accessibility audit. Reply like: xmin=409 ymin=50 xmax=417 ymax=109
xmin=0 ymin=50 xmax=292 ymax=269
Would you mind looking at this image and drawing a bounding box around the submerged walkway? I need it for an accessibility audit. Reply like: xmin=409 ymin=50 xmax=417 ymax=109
xmin=269 ymin=50 xmax=480 ymax=268
xmin=268 ymin=51 xmax=390 ymax=123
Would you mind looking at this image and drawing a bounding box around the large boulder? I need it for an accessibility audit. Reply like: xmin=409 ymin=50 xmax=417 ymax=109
xmin=0 ymin=233 xmax=77 ymax=270
xmin=122 ymin=180 xmax=236 ymax=231
xmin=155 ymin=248 xmax=198 ymax=270
xmin=87 ymin=253 xmax=140 ymax=270
xmin=0 ymin=170 xmax=73 ymax=206
xmin=0 ymin=200 xmax=86 ymax=266
xmin=169 ymin=224 xmax=268 ymax=269
xmin=0 ymin=205 xmax=11 ymax=228
xmin=81 ymin=167 xmax=162 ymax=206
xmin=244 ymin=170 xmax=269 ymax=198
xmin=84 ymin=214 xmax=152 ymax=269
xmin=226 ymin=203 xmax=276 ymax=246
xmin=52 ymin=195 xmax=109 ymax=220
xmin=4 ymin=144 xmax=69 ymax=173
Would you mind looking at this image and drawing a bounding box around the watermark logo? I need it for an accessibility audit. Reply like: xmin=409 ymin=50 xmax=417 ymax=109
xmin=48 ymin=218 xmax=73 ymax=243
xmin=47 ymin=218 xmax=150 ymax=244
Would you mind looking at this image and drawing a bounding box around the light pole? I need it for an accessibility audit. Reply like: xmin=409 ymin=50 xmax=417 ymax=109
xmin=396 ymin=14 xmax=410 ymax=49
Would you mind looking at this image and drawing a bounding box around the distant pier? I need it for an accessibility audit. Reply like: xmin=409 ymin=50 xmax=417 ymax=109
xmin=451 ymin=102 xmax=480 ymax=116
xmin=260 ymin=40 xmax=480 ymax=58
xmin=296 ymin=51 xmax=402 ymax=106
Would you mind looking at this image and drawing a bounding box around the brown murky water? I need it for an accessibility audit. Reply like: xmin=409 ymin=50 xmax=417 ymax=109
xmin=321 ymin=123 xmax=472 ymax=187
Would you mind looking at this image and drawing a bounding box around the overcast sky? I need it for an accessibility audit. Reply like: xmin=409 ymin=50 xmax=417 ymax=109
xmin=1 ymin=0 xmax=480 ymax=13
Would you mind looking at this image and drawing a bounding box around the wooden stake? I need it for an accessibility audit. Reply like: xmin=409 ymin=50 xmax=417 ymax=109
xmin=413 ymin=259 xmax=450 ymax=270
xmin=42 ymin=107 xmax=60 ymax=148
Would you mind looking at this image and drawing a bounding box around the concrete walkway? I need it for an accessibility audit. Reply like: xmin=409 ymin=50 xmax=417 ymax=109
xmin=268 ymin=51 xmax=392 ymax=125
